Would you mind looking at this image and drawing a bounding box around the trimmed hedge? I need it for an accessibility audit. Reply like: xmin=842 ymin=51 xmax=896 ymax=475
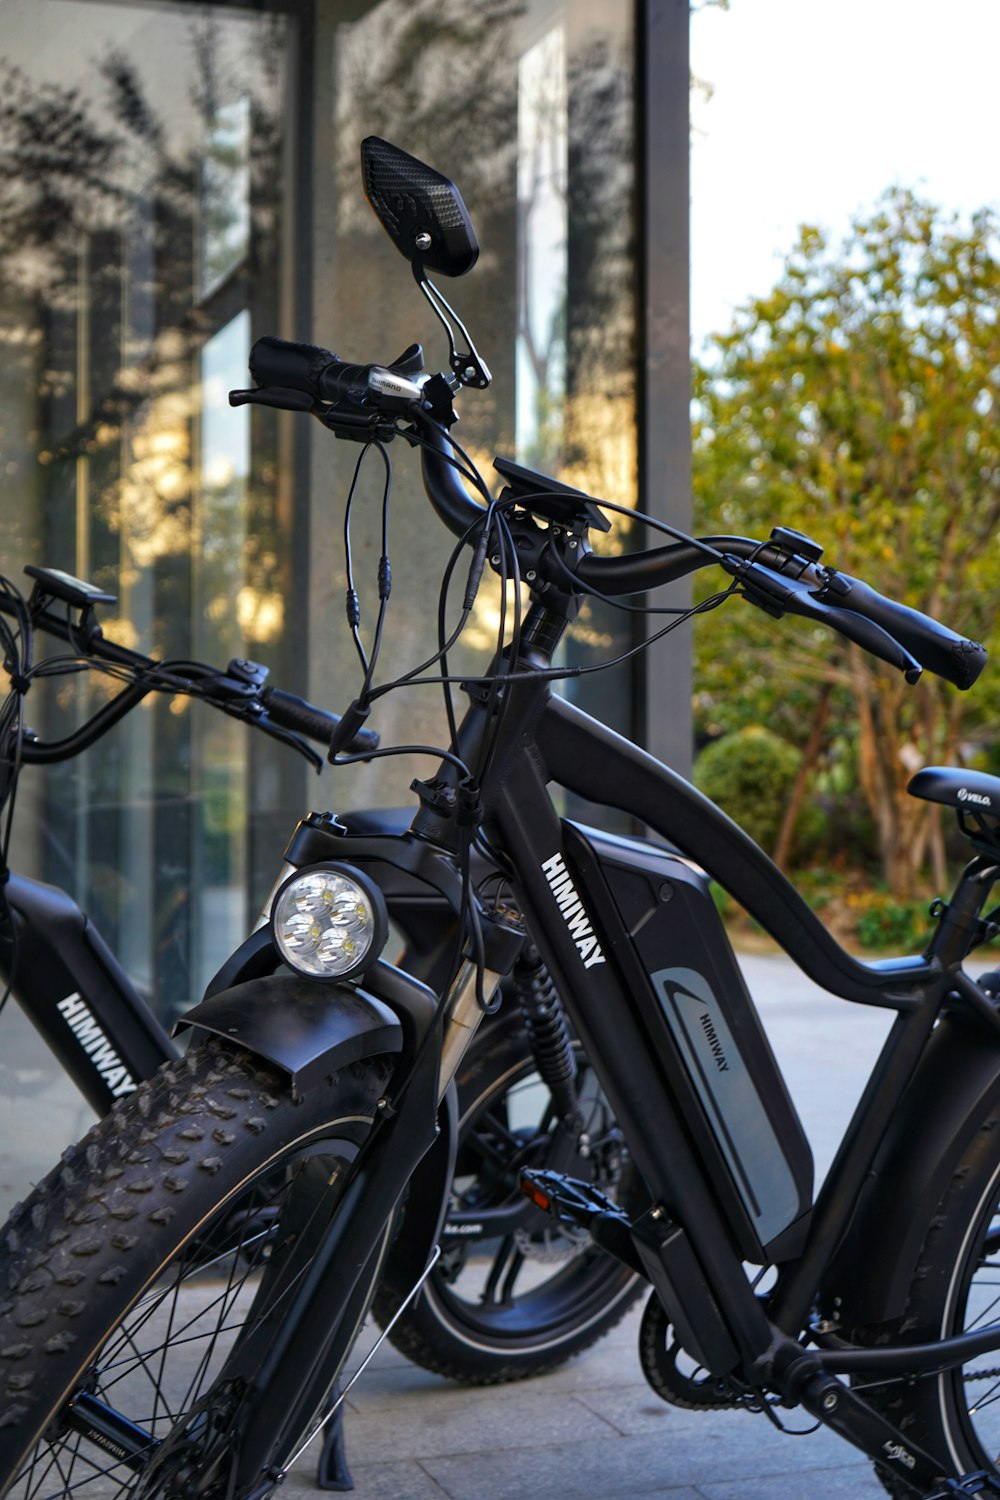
xmin=695 ymin=726 xmax=801 ymax=854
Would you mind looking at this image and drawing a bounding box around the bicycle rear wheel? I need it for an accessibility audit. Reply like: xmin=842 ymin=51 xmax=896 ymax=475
xmin=378 ymin=1009 xmax=642 ymax=1383
xmin=0 ymin=1039 xmax=391 ymax=1500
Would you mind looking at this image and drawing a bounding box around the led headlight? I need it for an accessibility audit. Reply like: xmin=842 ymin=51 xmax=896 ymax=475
xmin=271 ymin=863 xmax=387 ymax=981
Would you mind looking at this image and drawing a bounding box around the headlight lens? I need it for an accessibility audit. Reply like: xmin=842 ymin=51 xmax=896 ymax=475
xmin=271 ymin=863 xmax=387 ymax=980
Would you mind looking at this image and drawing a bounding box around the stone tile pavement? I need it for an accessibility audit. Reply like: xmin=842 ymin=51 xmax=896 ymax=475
xmin=289 ymin=1298 xmax=883 ymax=1500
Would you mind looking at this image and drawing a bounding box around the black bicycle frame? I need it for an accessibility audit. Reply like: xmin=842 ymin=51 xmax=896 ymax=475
xmin=1 ymin=874 xmax=176 ymax=1115
xmin=526 ymin=691 xmax=946 ymax=1349
xmin=392 ymin=644 xmax=1000 ymax=1495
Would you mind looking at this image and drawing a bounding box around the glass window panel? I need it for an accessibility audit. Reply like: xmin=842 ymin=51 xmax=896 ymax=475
xmin=313 ymin=0 xmax=636 ymax=820
xmin=200 ymin=98 xmax=252 ymax=299
xmin=517 ymin=23 xmax=568 ymax=469
xmin=0 ymin=1 xmax=289 ymax=1016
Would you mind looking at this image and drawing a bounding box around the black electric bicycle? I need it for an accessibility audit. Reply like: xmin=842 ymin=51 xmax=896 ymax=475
xmin=0 ymin=575 xmax=641 ymax=1398
xmin=2 ymin=137 xmax=1000 ymax=1500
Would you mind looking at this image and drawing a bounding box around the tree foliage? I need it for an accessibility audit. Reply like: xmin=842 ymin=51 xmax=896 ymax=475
xmin=692 ymin=189 xmax=1000 ymax=895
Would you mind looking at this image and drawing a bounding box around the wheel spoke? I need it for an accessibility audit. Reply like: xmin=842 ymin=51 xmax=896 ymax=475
xmin=956 ymin=1196 xmax=1000 ymax=1473
xmin=968 ymin=1377 xmax=1000 ymax=1416
xmin=477 ymin=1232 xmax=530 ymax=1306
xmin=500 ymin=1246 xmax=527 ymax=1303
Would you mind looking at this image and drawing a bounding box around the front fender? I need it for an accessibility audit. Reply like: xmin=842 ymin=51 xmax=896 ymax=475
xmin=376 ymin=1082 xmax=459 ymax=1312
xmin=175 ymin=973 xmax=403 ymax=1097
xmin=821 ymin=1011 xmax=1000 ymax=1325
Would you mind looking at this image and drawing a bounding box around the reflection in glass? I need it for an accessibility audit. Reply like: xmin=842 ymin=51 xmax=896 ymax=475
xmin=200 ymin=311 xmax=250 ymax=658
xmin=0 ymin=2 xmax=288 ymax=1018
xmin=200 ymin=99 xmax=251 ymax=299
xmin=195 ymin=311 xmax=250 ymax=991
xmin=321 ymin=0 xmax=636 ymax=818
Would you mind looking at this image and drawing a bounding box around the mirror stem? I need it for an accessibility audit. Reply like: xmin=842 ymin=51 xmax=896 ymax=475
xmin=412 ymin=261 xmax=492 ymax=390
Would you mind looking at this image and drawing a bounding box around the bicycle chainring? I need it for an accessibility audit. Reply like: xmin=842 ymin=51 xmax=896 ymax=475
xmin=637 ymin=1290 xmax=742 ymax=1410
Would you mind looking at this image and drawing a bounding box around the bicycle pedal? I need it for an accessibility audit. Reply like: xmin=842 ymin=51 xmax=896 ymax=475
xmin=519 ymin=1169 xmax=624 ymax=1228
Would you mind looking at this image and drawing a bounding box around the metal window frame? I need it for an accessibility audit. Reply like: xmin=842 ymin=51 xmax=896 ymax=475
xmin=636 ymin=0 xmax=692 ymax=778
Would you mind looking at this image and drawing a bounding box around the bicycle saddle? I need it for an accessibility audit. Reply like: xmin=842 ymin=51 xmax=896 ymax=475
xmin=908 ymin=766 xmax=1000 ymax=815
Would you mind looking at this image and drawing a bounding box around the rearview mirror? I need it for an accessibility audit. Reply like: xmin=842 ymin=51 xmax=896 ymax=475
xmin=361 ymin=137 xmax=479 ymax=278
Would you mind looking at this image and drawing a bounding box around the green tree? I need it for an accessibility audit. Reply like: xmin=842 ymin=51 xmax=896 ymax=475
xmin=692 ymin=189 xmax=1000 ymax=897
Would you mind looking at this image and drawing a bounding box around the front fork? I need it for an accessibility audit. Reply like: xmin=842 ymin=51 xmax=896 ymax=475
xmin=211 ymin=847 xmax=526 ymax=1494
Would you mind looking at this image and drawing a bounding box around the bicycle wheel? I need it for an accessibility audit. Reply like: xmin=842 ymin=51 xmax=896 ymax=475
xmin=853 ymin=1089 xmax=1000 ymax=1496
xmin=0 ymin=1038 xmax=392 ymax=1500
xmin=378 ymin=1009 xmax=642 ymax=1383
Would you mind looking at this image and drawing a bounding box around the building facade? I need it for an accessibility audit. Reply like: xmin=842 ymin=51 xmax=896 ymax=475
xmin=0 ymin=0 xmax=688 ymax=1193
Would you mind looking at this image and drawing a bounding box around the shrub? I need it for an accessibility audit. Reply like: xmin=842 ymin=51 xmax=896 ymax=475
xmin=850 ymin=892 xmax=933 ymax=952
xmin=694 ymin=726 xmax=801 ymax=853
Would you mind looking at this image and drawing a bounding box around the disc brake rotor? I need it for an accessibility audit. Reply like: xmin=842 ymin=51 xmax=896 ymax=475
xmin=513 ymin=1223 xmax=589 ymax=1263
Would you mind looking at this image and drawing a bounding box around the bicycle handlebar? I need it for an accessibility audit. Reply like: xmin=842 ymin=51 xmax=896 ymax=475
xmin=417 ymin=424 xmax=985 ymax=688
xmin=259 ymin=687 xmax=374 ymax=748
xmin=812 ymin=569 xmax=987 ymax=691
xmin=239 ymin=337 xmax=987 ymax=694
xmin=0 ymin=589 xmax=380 ymax=763
xmin=234 ymin=336 xmax=428 ymax=418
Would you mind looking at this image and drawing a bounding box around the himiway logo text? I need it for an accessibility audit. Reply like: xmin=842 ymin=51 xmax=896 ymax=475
xmin=540 ymin=852 xmax=606 ymax=969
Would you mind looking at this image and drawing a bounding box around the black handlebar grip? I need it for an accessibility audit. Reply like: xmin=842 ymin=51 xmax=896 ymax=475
xmin=823 ymin=573 xmax=987 ymax=690
xmin=250 ymin=336 xmax=374 ymax=407
xmin=261 ymin=687 xmax=380 ymax=754
xmin=250 ymin=336 xmax=342 ymax=396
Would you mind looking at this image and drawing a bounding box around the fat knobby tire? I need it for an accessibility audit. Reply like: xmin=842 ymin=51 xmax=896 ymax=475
xmin=0 ymin=1038 xmax=390 ymax=1497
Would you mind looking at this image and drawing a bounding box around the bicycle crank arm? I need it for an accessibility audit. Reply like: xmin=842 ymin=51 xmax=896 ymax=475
xmin=773 ymin=1342 xmax=982 ymax=1498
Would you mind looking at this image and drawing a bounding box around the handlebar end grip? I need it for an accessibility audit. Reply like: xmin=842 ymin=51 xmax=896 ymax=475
xmin=950 ymin=638 xmax=988 ymax=692
xmin=260 ymin=686 xmax=379 ymax=754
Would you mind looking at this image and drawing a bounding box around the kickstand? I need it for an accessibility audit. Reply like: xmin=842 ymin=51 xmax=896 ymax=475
xmin=315 ymin=1385 xmax=353 ymax=1492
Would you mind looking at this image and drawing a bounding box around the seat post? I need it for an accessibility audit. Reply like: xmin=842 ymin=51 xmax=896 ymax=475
xmin=924 ymin=855 xmax=1000 ymax=969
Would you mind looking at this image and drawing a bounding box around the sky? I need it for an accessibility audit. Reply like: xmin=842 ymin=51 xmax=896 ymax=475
xmin=689 ymin=0 xmax=1000 ymax=350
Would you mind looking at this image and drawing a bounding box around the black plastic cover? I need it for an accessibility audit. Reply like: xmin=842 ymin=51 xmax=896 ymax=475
xmin=361 ymin=137 xmax=479 ymax=277
xmin=175 ymin=973 xmax=402 ymax=1095
xmin=565 ymin=823 xmax=814 ymax=1260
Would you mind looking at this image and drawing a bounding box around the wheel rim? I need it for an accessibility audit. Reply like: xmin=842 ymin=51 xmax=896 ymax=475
xmin=429 ymin=1052 xmax=638 ymax=1351
xmin=9 ymin=1127 xmax=368 ymax=1500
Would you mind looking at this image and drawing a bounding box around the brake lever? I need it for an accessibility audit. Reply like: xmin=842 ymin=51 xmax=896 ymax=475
xmin=222 ymin=702 xmax=324 ymax=772
xmin=725 ymin=557 xmax=923 ymax=684
xmin=229 ymin=386 xmax=317 ymax=412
